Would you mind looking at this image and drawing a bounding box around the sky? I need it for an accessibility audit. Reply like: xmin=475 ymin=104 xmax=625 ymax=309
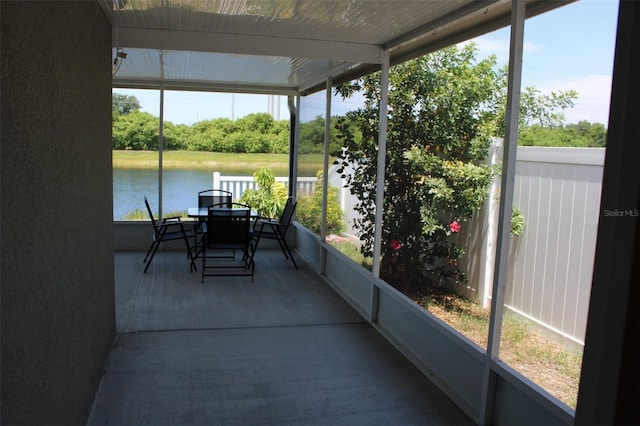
xmin=472 ymin=0 xmax=619 ymax=125
xmin=115 ymin=0 xmax=619 ymax=127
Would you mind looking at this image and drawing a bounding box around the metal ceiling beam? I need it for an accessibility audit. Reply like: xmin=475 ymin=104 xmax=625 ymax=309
xmin=112 ymin=78 xmax=299 ymax=96
xmin=115 ymin=27 xmax=382 ymax=64
xmin=384 ymin=0 xmax=502 ymax=51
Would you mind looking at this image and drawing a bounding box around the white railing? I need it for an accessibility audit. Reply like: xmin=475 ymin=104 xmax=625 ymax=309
xmin=212 ymin=172 xmax=317 ymax=200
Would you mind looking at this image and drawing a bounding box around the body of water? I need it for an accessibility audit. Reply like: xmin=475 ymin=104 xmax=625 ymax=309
xmin=113 ymin=169 xmax=230 ymax=220
xmin=113 ymin=167 xmax=321 ymax=219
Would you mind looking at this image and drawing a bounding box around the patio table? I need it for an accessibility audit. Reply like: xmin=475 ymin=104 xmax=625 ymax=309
xmin=188 ymin=206 xmax=259 ymax=262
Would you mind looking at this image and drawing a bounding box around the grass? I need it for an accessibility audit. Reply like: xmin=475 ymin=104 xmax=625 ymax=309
xmin=329 ymin=239 xmax=582 ymax=410
xmin=123 ymin=209 xmax=188 ymax=220
xmin=411 ymin=286 xmax=582 ymax=409
xmin=113 ymin=150 xmax=325 ymax=176
xmin=330 ymin=239 xmax=372 ymax=268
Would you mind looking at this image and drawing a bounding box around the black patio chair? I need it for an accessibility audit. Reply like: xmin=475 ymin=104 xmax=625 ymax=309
xmin=198 ymin=189 xmax=233 ymax=209
xmin=192 ymin=189 xmax=233 ymax=256
xmin=250 ymin=196 xmax=298 ymax=268
xmin=201 ymin=202 xmax=255 ymax=282
xmin=143 ymin=196 xmax=195 ymax=273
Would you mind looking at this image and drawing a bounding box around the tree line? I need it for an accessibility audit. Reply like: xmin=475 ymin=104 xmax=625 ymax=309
xmin=112 ymin=94 xmax=343 ymax=154
xmin=112 ymin=92 xmax=606 ymax=154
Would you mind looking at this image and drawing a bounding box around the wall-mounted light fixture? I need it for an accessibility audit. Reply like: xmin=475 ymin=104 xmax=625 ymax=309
xmin=112 ymin=47 xmax=127 ymax=76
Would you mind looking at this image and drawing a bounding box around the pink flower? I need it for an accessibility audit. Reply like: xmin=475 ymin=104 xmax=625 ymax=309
xmin=449 ymin=220 xmax=461 ymax=233
xmin=390 ymin=239 xmax=402 ymax=251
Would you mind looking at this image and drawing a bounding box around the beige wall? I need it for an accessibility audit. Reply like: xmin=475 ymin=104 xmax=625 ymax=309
xmin=1 ymin=2 xmax=115 ymax=424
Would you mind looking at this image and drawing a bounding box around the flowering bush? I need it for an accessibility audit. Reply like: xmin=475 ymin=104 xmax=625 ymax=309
xmin=334 ymin=45 xmax=498 ymax=289
xmin=334 ymin=43 xmax=571 ymax=291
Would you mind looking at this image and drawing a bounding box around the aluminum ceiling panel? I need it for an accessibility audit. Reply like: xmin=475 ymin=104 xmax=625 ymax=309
xmin=102 ymin=0 xmax=574 ymax=94
xmin=106 ymin=1 xmax=469 ymax=45
xmin=113 ymin=48 xmax=355 ymax=94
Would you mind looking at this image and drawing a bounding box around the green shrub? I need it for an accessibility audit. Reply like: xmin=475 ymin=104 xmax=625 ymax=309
xmin=121 ymin=208 xmax=187 ymax=221
xmin=240 ymin=167 xmax=288 ymax=218
xmin=296 ymin=172 xmax=344 ymax=235
xmin=220 ymin=132 xmax=247 ymax=153
xmin=244 ymin=131 xmax=271 ymax=153
xmin=511 ymin=206 xmax=526 ymax=236
xmin=121 ymin=208 xmax=148 ymax=220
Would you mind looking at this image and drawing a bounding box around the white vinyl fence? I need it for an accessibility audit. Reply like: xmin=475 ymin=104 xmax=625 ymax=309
xmin=457 ymin=143 xmax=604 ymax=347
xmin=506 ymin=146 xmax=603 ymax=346
xmin=217 ymin=144 xmax=604 ymax=347
xmin=325 ymin=142 xmax=604 ymax=347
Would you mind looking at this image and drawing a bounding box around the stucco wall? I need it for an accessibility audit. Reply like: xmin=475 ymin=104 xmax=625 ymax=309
xmin=1 ymin=2 xmax=115 ymax=424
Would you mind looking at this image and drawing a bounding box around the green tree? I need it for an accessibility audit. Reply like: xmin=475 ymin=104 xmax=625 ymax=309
xmin=335 ymin=43 xmax=576 ymax=289
xmin=266 ymin=132 xmax=290 ymax=153
xmin=112 ymin=106 xmax=292 ymax=153
xmin=237 ymin=112 xmax=274 ymax=133
xmin=512 ymin=87 xmax=577 ymax=133
xmin=112 ymin=101 xmax=189 ymax=150
xmin=298 ymin=115 xmax=341 ymax=154
xmin=162 ymin=121 xmax=189 ymax=150
xmin=187 ymin=118 xmax=232 ymax=151
xmin=565 ymin=121 xmax=607 ymax=147
xmin=112 ymin=110 xmax=159 ymax=150
xmin=112 ymin=92 xmax=141 ymax=117
xmin=298 ymin=116 xmax=326 ymax=154
xmin=518 ymin=121 xmax=607 ymax=147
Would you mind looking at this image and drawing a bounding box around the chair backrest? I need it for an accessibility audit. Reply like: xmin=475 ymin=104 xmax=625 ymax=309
xmin=144 ymin=196 xmax=160 ymax=234
xmin=206 ymin=202 xmax=252 ymax=247
xmin=277 ymin=196 xmax=297 ymax=234
xmin=199 ymin=189 xmax=232 ymax=209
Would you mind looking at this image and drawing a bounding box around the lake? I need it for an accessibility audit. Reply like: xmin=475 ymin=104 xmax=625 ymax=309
xmin=113 ymin=167 xmax=321 ymax=220
xmin=113 ymin=168 xmax=221 ymax=219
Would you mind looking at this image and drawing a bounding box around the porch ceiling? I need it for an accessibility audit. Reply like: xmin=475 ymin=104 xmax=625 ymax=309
xmin=100 ymin=0 xmax=573 ymax=95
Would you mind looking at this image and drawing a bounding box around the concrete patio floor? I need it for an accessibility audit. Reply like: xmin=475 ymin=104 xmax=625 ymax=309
xmin=87 ymin=249 xmax=474 ymax=425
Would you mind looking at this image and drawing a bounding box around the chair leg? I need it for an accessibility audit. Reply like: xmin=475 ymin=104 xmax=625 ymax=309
xmin=243 ymin=244 xmax=255 ymax=276
xmin=143 ymin=240 xmax=156 ymax=264
xmin=279 ymin=238 xmax=298 ymax=269
xmin=273 ymin=230 xmax=297 ymax=269
xmin=143 ymin=240 xmax=161 ymax=273
xmin=250 ymin=235 xmax=261 ymax=262
xmin=201 ymin=239 xmax=206 ymax=283
xmin=250 ymin=246 xmax=255 ymax=281
xmin=182 ymin=233 xmax=196 ymax=272
xmin=273 ymin=235 xmax=289 ymax=259
xmin=252 ymin=233 xmax=297 ymax=269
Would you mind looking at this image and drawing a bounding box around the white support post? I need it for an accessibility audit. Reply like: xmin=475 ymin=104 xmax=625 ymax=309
xmin=481 ymin=138 xmax=502 ymax=309
xmin=321 ymin=79 xmax=332 ymax=242
xmin=157 ymin=52 xmax=166 ymax=219
xmin=370 ymin=50 xmax=390 ymax=322
xmin=479 ymin=1 xmax=525 ymax=424
xmin=213 ymin=172 xmax=221 ymax=190
xmin=319 ymin=80 xmax=333 ymax=276
xmin=158 ymin=85 xmax=164 ymax=219
xmin=289 ymin=95 xmax=300 ymax=200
